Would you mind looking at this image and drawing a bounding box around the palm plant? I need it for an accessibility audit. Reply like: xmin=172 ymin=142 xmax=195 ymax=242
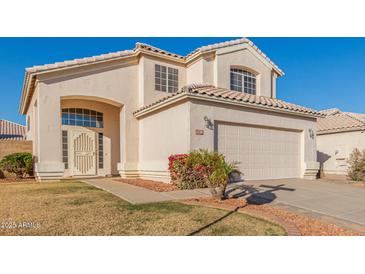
xmin=186 ymin=149 xmax=240 ymax=199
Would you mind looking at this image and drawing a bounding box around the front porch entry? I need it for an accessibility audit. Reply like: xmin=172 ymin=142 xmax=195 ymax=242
xmin=70 ymin=129 xmax=97 ymax=176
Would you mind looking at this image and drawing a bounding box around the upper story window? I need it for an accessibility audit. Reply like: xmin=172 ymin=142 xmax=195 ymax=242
xmin=61 ymin=108 xmax=103 ymax=128
xmin=155 ymin=64 xmax=178 ymax=93
xmin=230 ymin=68 xmax=257 ymax=95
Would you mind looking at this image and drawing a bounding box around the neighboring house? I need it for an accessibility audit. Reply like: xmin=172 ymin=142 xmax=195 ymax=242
xmin=0 ymin=120 xmax=31 ymax=163
xmin=317 ymin=108 xmax=365 ymax=176
xmin=19 ymin=38 xmax=322 ymax=182
xmin=0 ymin=119 xmax=26 ymax=140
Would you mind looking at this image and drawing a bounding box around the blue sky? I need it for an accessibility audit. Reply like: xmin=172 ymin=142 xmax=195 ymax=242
xmin=1 ymin=37 xmax=364 ymax=125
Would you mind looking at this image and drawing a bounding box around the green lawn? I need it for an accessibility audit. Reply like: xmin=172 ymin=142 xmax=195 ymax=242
xmin=0 ymin=181 xmax=286 ymax=236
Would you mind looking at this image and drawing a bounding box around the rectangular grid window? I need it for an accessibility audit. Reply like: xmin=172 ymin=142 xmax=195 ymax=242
xmin=62 ymin=130 xmax=68 ymax=169
xmin=155 ymin=64 xmax=178 ymax=93
xmin=230 ymin=68 xmax=256 ymax=95
xmin=61 ymin=108 xmax=103 ymax=128
xmin=98 ymin=133 xmax=104 ymax=169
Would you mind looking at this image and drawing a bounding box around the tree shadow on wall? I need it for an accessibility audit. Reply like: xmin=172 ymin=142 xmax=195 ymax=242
xmin=317 ymin=151 xmax=331 ymax=177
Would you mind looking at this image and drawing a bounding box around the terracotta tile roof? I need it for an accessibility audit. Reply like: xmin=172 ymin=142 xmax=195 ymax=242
xmin=134 ymin=84 xmax=323 ymax=117
xmin=319 ymin=108 xmax=341 ymax=116
xmin=20 ymin=38 xmax=284 ymax=114
xmin=347 ymin=112 xmax=365 ymax=122
xmin=24 ymin=38 xmax=282 ymax=75
xmin=135 ymin=43 xmax=185 ymax=60
xmin=0 ymin=120 xmax=26 ymax=140
xmin=185 ymin=38 xmax=284 ymax=76
xmin=26 ymin=49 xmax=135 ymax=74
xmin=317 ymin=109 xmax=365 ymax=134
xmin=25 ymin=42 xmax=184 ymax=75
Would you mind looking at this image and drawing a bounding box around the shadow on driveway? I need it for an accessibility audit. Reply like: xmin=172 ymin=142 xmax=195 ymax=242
xmin=225 ymin=183 xmax=295 ymax=205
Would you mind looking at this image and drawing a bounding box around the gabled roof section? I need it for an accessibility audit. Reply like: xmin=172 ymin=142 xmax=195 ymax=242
xmin=19 ymin=38 xmax=284 ymax=114
xmin=135 ymin=42 xmax=185 ymax=60
xmin=317 ymin=108 xmax=365 ymax=134
xmin=0 ymin=119 xmax=26 ymax=141
xmin=185 ymin=38 xmax=284 ymax=76
xmin=134 ymin=84 xmax=323 ymax=118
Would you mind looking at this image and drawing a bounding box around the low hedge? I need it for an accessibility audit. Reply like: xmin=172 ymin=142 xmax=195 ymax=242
xmin=0 ymin=152 xmax=33 ymax=178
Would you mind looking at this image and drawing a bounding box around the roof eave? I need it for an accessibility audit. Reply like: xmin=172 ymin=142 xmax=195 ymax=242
xmin=19 ymin=72 xmax=32 ymax=115
xmin=317 ymin=127 xmax=365 ymax=135
xmin=134 ymin=92 xmax=321 ymax=119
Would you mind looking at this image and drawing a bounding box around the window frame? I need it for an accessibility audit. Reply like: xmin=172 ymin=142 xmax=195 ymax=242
xmin=155 ymin=64 xmax=178 ymax=93
xmin=61 ymin=108 xmax=103 ymax=128
xmin=230 ymin=68 xmax=257 ymax=95
xmin=62 ymin=130 xmax=68 ymax=169
xmin=98 ymin=132 xmax=104 ymax=169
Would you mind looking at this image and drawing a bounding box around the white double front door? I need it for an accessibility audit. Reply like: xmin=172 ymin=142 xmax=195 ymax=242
xmin=70 ymin=130 xmax=97 ymax=176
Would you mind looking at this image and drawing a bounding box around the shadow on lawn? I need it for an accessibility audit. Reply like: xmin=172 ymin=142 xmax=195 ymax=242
xmin=187 ymin=183 xmax=295 ymax=236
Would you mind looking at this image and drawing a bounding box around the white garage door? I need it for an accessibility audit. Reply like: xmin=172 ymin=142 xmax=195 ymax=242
xmin=217 ymin=123 xmax=301 ymax=180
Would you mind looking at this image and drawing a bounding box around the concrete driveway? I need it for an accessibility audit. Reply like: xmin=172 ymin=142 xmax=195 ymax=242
xmin=235 ymin=178 xmax=365 ymax=228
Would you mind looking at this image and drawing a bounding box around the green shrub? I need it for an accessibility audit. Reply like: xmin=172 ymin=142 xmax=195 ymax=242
xmin=169 ymin=149 xmax=240 ymax=198
xmin=0 ymin=152 xmax=33 ymax=178
xmin=347 ymin=148 xmax=365 ymax=181
xmin=168 ymin=154 xmax=206 ymax=189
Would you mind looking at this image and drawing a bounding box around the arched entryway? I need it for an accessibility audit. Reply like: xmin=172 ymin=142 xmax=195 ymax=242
xmin=60 ymin=97 xmax=121 ymax=178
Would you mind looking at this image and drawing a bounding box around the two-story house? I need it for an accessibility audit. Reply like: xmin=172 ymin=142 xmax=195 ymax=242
xmin=19 ymin=38 xmax=322 ymax=182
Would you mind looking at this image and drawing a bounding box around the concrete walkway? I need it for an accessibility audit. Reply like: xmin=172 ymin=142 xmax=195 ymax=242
xmin=82 ymin=178 xmax=211 ymax=204
xmin=231 ymin=178 xmax=365 ymax=228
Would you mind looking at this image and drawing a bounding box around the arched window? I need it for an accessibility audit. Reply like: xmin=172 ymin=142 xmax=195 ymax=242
xmin=230 ymin=68 xmax=257 ymax=94
xmin=61 ymin=108 xmax=103 ymax=128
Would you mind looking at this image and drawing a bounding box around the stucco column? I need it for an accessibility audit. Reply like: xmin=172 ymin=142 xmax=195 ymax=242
xmin=117 ymin=106 xmax=140 ymax=178
xmin=34 ymin=84 xmax=64 ymax=180
xmin=303 ymin=128 xmax=320 ymax=179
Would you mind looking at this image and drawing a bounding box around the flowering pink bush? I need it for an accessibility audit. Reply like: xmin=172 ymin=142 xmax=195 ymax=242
xmin=168 ymin=153 xmax=206 ymax=189
xmin=168 ymin=154 xmax=187 ymax=181
xmin=168 ymin=149 xmax=240 ymax=198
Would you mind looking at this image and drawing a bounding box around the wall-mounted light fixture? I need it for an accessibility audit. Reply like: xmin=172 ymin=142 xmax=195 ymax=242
xmin=203 ymin=116 xmax=213 ymax=130
xmin=308 ymin=129 xmax=315 ymax=139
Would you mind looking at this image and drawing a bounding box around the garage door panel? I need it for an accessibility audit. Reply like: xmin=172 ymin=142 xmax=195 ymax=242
xmin=217 ymin=123 xmax=301 ymax=180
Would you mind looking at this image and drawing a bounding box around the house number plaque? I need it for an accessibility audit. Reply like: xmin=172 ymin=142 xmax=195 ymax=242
xmin=195 ymin=129 xmax=204 ymax=135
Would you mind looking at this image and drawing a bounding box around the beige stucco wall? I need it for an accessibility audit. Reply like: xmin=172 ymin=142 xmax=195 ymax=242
xmin=188 ymin=99 xmax=318 ymax=177
xmin=138 ymin=102 xmax=190 ymax=181
xmin=214 ymin=45 xmax=275 ymax=97
xmin=135 ymin=99 xmax=318 ymax=181
xmin=317 ymin=130 xmax=365 ymax=175
xmin=186 ymin=54 xmax=215 ymax=86
xmin=30 ymin=59 xmax=139 ymax=179
xmin=61 ymin=99 xmax=120 ymax=176
xmin=139 ymin=55 xmax=187 ymax=106
xmin=25 ymin=85 xmax=39 ymax=160
xmin=187 ymin=59 xmax=204 ymax=84
xmin=186 ymin=45 xmax=277 ymax=98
